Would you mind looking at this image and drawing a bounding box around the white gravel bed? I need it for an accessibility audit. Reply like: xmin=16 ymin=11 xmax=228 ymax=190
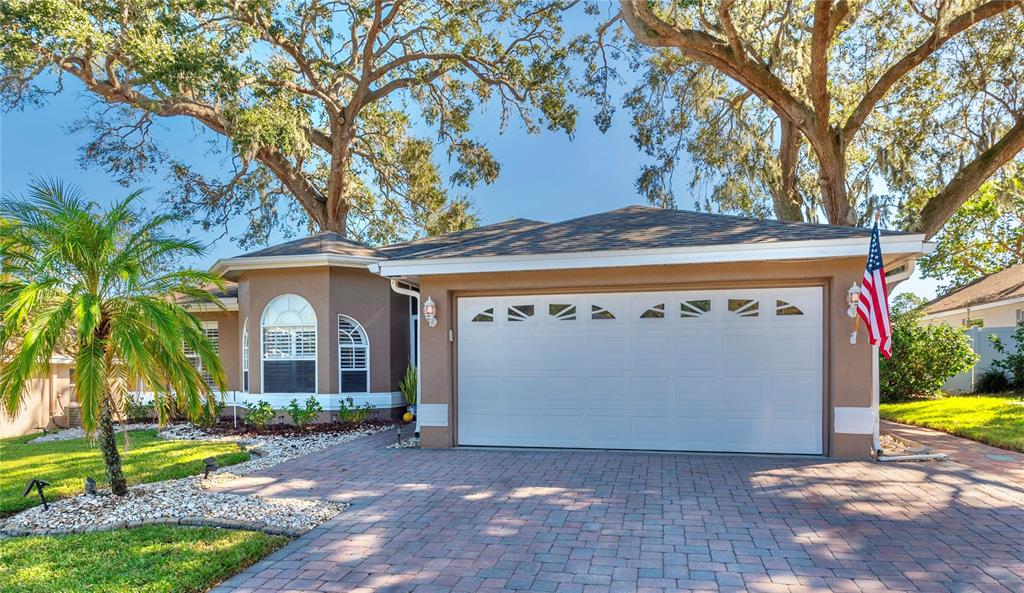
xmin=3 ymin=475 xmax=345 ymax=533
xmin=389 ymin=436 xmax=421 ymax=449
xmin=29 ymin=423 xmax=157 ymax=443
xmin=5 ymin=422 xmax=396 ymax=536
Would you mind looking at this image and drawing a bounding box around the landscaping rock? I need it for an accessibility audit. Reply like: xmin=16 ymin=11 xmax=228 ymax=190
xmin=28 ymin=423 xmax=157 ymax=443
xmin=3 ymin=422 xmax=396 ymax=537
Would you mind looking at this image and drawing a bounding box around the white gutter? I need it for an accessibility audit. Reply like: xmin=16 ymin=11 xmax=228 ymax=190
xmin=921 ymin=295 xmax=1024 ymax=321
xmin=211 ymin=253 xmax=383 ymax=277
xmin=375 ymin=235 xmax=934 ymax=277
xmin=184 ymin=297 xmax=238 ymax=312
xmin=388 ymin=279 xmax=421 ymax=438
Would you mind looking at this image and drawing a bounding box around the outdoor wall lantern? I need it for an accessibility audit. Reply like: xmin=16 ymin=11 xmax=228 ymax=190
xmin=423 ymin=296 xmax=438 ymax=328
xmin=847 ymin=282 xmax=861 ymax=344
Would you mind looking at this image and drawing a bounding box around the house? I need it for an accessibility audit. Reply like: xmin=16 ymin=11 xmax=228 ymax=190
xmin=922 ymin=264 xmax=1024 ymax=328
xmin=3 ymin=206 xmax=933 ymax=457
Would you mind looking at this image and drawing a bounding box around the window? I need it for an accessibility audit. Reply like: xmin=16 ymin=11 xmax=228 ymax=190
xmin=640 ymin=304 xmax=665 ymax=319
xmin=261 ymin=294 xmax=317 ymax=393
xmin=1017 ymin=309 xmax=1024 ymax=324
xmin=507 ymin=304 xmax=535 ymax=322
xmin=241 ymin=318 xmax=249 ymax=392
xmin=680 ymin=300 xmax=711 ymax=319
xmin=549 ymin=304 xmax=576 ymax=321
xmin=775 ymin=300 xmax=804 ymax=316
xmin=410 ymin=296 xmax=418 ymax=366
xmin=963 ymin=318 xmax=984 ymax=328
xmin=727 ymin=299 xmax=759 ymax=317
xmin=471 ymin=307 xmax=494 ymax=322
xmin=338 ymin=315 xmax=369 ymax=393
xmin=185 ymin=321 xmax=219 ymax=388
xmin=591 ymin=305 xmax=616 ymax=320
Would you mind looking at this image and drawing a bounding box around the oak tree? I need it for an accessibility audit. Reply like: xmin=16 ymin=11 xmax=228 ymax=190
xmin=580 ymin=0 xmax=1024 ymax=236
xmin=0 ymin=1 xmax=578 ymax=245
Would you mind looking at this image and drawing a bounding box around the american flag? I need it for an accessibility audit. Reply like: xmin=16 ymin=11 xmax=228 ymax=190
xmin=857 ymin=222 xmax=892 ymax=358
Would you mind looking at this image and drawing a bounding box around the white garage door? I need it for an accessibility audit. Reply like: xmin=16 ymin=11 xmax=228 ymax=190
xmin=457 ymin=287 xmax=823 ymax=454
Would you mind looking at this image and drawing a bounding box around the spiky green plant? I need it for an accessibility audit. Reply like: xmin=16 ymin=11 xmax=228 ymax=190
xmin=0 ymin=180 xmax=226 ymax=495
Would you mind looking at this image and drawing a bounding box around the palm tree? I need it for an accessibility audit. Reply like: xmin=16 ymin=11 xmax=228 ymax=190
xmin=0 ymin=181 xmax=226 ymax=495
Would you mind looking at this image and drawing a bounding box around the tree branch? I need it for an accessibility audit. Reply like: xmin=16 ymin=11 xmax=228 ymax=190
xmin=917 ymin=116 xmax=1024 ymax=238
xmin=842 ymin=0 xmax=1021 ymax=144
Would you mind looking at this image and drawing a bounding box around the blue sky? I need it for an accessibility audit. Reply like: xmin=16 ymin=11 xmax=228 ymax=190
xmin=0 ymin=75 xmax=939 ymax=299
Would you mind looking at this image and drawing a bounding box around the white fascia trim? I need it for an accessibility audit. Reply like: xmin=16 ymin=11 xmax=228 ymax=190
xmin=374 ymin=235 xmax=933 ymax=277
xmin=922 ymin=295 xmax=1024 ymax=320
xmin=184 ymin=297 xmax=238 ymax=312
xmin=211 ymin=253 xmax=383 ymax=276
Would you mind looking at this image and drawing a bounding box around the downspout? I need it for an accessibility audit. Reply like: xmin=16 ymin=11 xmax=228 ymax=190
xmin=389 ymin=278 xmax=421 ymax=437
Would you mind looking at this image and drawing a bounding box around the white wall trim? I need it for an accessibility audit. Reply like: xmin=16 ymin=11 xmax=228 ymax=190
xmin=132 ymin=391 xmax=404 ymax=410
xmin=833 ymin=407 xmax=875 ymax=434
xmin=373 ymin=235 xmax=933 ymax=277
xmin=418 ymin=403 xmax=449 ymax=427
xmin=212 ymin=253 xmax=382 ymax=278
xmin=922 ymin=295 xmax=1024 ymax=321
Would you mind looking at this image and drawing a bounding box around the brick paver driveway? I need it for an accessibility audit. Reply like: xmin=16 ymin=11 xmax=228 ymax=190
xmin=211 ymin=426 xmax=1024 ymax=593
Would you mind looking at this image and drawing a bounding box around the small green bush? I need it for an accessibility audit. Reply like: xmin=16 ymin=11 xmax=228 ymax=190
xmin=122 ymin=393 xmax=154 ymax=423
xmin=975 ymin=368 xmax=1011 ymax=393
xmin=286 ymin=396 xmax=322 ymax=427
xmin=339 ymin=396 xmax=374 ymax=424
xmin=243 ymin=400 xmax=275 ymax=428
xmin=399 ymin=362 xmax=417 ymax=406
xmin=879 ymin=294 xmax=978 ymax=400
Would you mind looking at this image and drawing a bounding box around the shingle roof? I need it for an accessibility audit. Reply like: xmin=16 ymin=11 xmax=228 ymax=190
xmin=379 ymin=218 xmax=547 ymax=259
xmin=236 ymin=231 xmax=383 ymax=259
xmin=925 ymin=264 xmax=1024 ymax=315
xmin=385 ymin=205 xmax=913 ymax=260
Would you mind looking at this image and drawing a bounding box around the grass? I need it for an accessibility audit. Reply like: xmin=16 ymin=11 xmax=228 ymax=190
xmin=0 ymin=525 xmax=287 ymax=593
xmin=880 ymin=394 xmax=1024 ymax=452
xmin=0 ymin=429 xmax=249 ymax=517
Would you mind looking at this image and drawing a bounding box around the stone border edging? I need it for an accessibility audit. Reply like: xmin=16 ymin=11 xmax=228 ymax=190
xmin=0 ymin=516 xmax=307 ymax=539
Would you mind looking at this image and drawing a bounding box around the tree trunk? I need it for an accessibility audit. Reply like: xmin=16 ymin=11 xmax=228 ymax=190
xmin=98 ymin=397 xmax=128 ymax=496
xmin=773 ymin=117 xmax=805 ymax=221
xmin=816 ymin=138 xmax=854 ymax=225
xmin=325 ymin=130 xmax=352 ymax=236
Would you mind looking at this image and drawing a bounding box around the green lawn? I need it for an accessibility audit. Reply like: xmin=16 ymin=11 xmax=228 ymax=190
xmin=0 ymin=430 xmax=249 ymax=517
xmin=880 ymin=394 xmax=1024 ymax=452
xmin=0 ymin=525 xmax=286 ymax=593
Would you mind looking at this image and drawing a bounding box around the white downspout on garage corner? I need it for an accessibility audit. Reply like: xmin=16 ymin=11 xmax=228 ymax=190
xmin=389 ymin=279 xmax=421 ymax=437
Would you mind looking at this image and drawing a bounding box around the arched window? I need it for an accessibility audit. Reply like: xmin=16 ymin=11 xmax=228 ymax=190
xmin=261 ymin=294 xmax=317 ymax=393
xmin=338 ymin=315 xmax=369 ymax=393
xmin=241 ymin=318 xmax=249 ymax=392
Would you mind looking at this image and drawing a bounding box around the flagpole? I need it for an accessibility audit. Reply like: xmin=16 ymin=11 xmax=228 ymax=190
xmin=872 ymin=344 xmax=881 ymax=455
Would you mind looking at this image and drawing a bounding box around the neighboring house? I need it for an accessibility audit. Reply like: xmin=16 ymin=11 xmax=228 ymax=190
xmin=922 ymin=264 xmax=1024 ymax=328
xmin=2 ymin=206 xmax=933 ymax=458
xmin=0 ymin=356 xmax=75 ymax=438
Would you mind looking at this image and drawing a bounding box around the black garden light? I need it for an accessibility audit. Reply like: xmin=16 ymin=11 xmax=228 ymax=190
xmin=23 ymin=478 xmax=50 ymax=510
xmin=203 ymin=457 xmax=218 ymax=479
xmin=84 ymin=476 xmax=96 ymax=495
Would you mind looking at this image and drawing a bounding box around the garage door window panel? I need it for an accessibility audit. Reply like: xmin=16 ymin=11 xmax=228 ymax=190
xmin=548 ymin=303 xmax=577 ymax=321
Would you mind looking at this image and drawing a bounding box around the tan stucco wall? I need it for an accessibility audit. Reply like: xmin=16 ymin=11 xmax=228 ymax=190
xmin=194 ymin=310 xmax=241 ymax=392
xmin=0 ymin=363 xmax=74 ymax=438
xmin=237 ymin=266 xmax=408 ymax=395
xmin=416 ymin=257 xmax=885 ymax=458
xmin=924 ymin=302 xmax=1022 ymax=329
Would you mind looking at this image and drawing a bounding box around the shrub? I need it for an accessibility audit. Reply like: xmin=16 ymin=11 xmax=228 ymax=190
xmin=990 ymin=322 xmax=1024 ymax=388
xmin=975 ymin=368 xmax=1011 ymax=393
xmin=879 ymin=294 xmax=978 ymax=400
xmin=339 ymin=396 xmax=374 ymax=424
xmin=122 ymin=393 xmax=154 ymax=423
xmin=195 ymin=397 xmax=225 ymax=428
xmin=286 ymin=396 xmax=323 ymax=427
xmin=243 ymin=400 xmax=275 ymax=428
xmin=399 ymin=362 xmax=417 ymax=407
